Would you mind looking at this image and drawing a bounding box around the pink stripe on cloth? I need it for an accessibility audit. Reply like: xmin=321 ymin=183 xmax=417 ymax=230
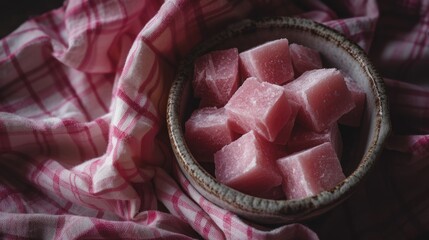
xmin=386 ymin=134 xmax=429 ymax=160
xmin=384 ymin=78 xmax=429 ymax=161
xmin=0 ymin=212 xmax=197 ymax=239
xmin=173 ymin=166 xmax=319 ymax=240
xmin=0 ymin=0 xmax=429 ymax=239
xmin=154 ymin=168 xmax=225 ymax=240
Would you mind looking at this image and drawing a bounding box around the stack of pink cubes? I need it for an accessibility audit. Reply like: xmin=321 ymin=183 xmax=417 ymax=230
xmin=185 ymin=38 xmax=366 ymax=200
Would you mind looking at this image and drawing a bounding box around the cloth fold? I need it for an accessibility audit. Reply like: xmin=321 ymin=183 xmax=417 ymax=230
xmin=0 ymin=0 xmax=428 ymax=239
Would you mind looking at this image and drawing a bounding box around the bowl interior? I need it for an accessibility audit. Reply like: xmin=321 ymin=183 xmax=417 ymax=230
xmin=167 ymin=17 xmax=390 ymax=224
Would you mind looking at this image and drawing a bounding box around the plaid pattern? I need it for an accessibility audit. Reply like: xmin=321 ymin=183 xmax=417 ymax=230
xmin=0 ymin=0 xmax=428 ymax=239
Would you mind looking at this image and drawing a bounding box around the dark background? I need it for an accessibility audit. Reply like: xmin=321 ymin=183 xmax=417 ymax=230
xmin=0 ymin=0 xmax=64 ymax=38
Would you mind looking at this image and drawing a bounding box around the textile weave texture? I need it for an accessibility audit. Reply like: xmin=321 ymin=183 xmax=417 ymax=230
xmin=0 ymin=0 xmax=428 ymax=239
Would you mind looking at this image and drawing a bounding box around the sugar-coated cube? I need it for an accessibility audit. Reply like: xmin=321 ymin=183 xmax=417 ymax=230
xmin=289 ymin=43 xmax=323 ymax=76
xmin=239 ymin=39 xmax=294 ymax=84
xmin=257 ymin=185 xmax=286 ymax=200
xmin=185 ymin=107 xmax=236 ymax=162
xmin=225 ymin=77 xmax=292 ymax=142
xmin=277 ymin=142 xmax=346 ymax=200
xmin=287 ymin=123 xmax=343 ymax=158
xmin=274 ymin=100 xmax=300 ymax=145
xmin=283 ymin=68 xmax=355 ymax=132
xmin=338 ymin=76 xmax=366 ymax=127
xmin=214 ymin=131 xmax=283 ymax=196
xmin=193 ymin=48 xmax=239 ymax=107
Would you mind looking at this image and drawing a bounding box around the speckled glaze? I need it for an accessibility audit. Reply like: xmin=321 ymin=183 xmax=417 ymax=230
xmin=166 ymin=17 xmax=391 ymax=224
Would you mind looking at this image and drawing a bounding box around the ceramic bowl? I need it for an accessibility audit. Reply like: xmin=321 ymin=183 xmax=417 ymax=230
xmin=166 ymin=17 xmax=390 ymax=224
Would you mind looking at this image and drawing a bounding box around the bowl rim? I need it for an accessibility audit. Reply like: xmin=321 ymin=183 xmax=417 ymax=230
xmin=167 ymin=16 xmax=391 ymax=221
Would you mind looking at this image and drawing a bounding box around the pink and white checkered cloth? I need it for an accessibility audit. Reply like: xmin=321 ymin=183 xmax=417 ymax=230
xmin=0 ymin=0 xmax=428 ymax=239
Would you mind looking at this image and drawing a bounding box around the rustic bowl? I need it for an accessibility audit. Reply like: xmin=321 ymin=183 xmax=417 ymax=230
xmin=166 ymin=17 xmax=390 ymax=224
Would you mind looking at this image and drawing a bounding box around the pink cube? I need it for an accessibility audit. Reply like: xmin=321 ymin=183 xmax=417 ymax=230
xmin=286 ymin=123 xmax=343 ymax=158
xmin=225 ymin=77 xmax=292 ymax=142
xmin=274 ymin=100 xmax=300 ymax=145
xmin=283 ymin=68 xmax=355 ymax=132
xmin=277 ymin=142 xmax=346 ymax=200
xmin=185 ymin=107 xmax=236 ymax=162
xmin=193 ymin=48 xmax=239 ymax=107
xmin=339 ymin=76 xmax=366 ymax=127
xmin=257 ymin=185 xmax=286 ymax=200
xmin=239 ymin=39 xmax=294 ymax=85
xmin=214 ymin=131 xmax=283 ymax=196
xmin=289 ymin=43 xmax=323 ymax=76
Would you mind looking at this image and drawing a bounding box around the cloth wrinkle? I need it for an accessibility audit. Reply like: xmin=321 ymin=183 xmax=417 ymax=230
xmin=0 ymin=0 xmax=428 ymax=239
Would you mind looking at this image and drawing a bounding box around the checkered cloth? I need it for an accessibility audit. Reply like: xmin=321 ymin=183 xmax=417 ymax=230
xmin=0 ymin=0 xmax=428 ymax=239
